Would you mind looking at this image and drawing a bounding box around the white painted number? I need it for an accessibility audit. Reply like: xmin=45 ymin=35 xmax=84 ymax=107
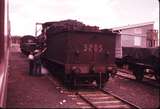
xmin=83 ymin=44 xmax=103 ymax=53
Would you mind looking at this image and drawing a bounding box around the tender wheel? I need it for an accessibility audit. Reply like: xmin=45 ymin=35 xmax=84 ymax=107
xmin=64 ymin=75 xmax=72 ymax=88
xmin=133 ymin=70 xmax=144 ymax=81
xmin=96 ymin=73 xmax=108 ymax=88
xmin=67 ymin=74 xmax=77 ymax=89
xmin=73 ymin=78 xmax=77 ymax=88
xmin=105 ymin=72 xmax=109 ymax=81
xmin=109 ymin=68 xmax=117 ymax=78
xmin=155 ymin=73 xmax=160 ymax=82
xmin=96 ymin=80 xmax=105 ymax=88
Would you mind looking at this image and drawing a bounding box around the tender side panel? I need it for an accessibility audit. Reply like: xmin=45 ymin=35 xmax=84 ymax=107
xmin=44 ymin=32 xmax=67 ymax=65
xmin=65 ymin=32 xmax=116 ymax=74
xmin=67 ymin=32 xmax=116 ymax=65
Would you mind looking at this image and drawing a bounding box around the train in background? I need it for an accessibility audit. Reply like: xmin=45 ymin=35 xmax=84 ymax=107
xmin=115 ymin=47 xmax=160 ymax=82
xmin=38 ymin=20 xmax=118 ymax=88
xmin=20 ymin=35 xmax=37 ymax=55
xmin=112 ymin=22 xmax=159 ymax=82
xmin=0 ymin=0 xmax=10 ymax=107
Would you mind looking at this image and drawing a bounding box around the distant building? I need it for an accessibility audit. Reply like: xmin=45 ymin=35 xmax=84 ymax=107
xmin=11 ymin=36 xmax=21 ymax=44
xmin=111 ymin=21 xmax=158 ymax=58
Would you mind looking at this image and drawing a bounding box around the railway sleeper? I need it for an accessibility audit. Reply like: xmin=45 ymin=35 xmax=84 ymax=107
xmin=64 ymin=73 xmax=108 ymax=89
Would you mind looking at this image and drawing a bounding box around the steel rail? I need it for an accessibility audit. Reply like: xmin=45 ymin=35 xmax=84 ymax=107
xmin=117 ymin=69 xmax=157 ymax=81
xmin=46 ymin=71 xmax=142 ymax=109
xmin=76 ymin=88 xmax=141 ymax=109
xmin=116 ymin=72 xmax=160 ymax=89
xmin=76 ymin=92 xmax=97 ymax=109
xmin=100 ymin=89 xmax=141 ymax=109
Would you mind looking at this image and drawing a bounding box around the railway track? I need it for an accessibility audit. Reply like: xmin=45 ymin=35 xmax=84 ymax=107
xmin=116 ymin=69 xmax=160 ymax=89
xmin=46 ymin=74 xmax=140 ymax=109
xmin=76 ymin=89 xmax=140 ymax=109
xmin=117 ymin=69 xmax=157 ymax=80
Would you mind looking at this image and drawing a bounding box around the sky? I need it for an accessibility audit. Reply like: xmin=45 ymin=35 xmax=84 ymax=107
xmin=9 ymin=0 xmax=159 ymax=36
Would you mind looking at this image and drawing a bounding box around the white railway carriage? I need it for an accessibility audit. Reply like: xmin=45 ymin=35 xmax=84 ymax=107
xmin=0 ymin=0 xmax=10 ymax=107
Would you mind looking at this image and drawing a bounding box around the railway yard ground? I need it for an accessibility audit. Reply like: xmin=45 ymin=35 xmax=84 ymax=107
xmin=6 ymin=45 xmax=160 ymax=108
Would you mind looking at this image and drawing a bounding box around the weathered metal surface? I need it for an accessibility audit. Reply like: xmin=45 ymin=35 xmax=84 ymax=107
xmin=122 ymin=47 xmax=160 ymax=64
xmin=41 ymin=20 xmax=118 ymax=87
xmin=44 ymin=31 xmax=117 ymax=73
xmin=116 ymin=47 xmax=160 ymax=81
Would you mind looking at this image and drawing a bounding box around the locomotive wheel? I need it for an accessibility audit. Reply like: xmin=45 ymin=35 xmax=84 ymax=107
xmin=64 ymin=75 xmax=72 ymax=88
xmin=155 ymin=73 xmax=160 ymax=82
xmin=105 ymin=72 xmax=109 ymax=81
xmin=96 ymin=73 xmax=107 ymax=89
xmin=73 ymin=78 xmax=77 ymax=88
xmin=96 ymin=80 xmax=105 ymax=88
xmin=66 ymin=75 xmax=77 ymax=89
xmin=133 ymin=70 xmax=144 ymax=81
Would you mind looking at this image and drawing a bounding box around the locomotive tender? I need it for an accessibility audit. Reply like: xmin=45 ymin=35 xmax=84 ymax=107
xmin=41 ymin=20 xmax=118 ymax=88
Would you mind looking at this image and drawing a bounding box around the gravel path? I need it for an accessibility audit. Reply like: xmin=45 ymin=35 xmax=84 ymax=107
xmin=6 ymin=51 xmax=78 ymax=108
xmin=104 ymin=76 xmax=160 ymax=109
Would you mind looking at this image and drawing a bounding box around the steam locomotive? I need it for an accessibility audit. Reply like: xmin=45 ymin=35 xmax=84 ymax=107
xmin=20 ymin=35 xmax=37 ymax=55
